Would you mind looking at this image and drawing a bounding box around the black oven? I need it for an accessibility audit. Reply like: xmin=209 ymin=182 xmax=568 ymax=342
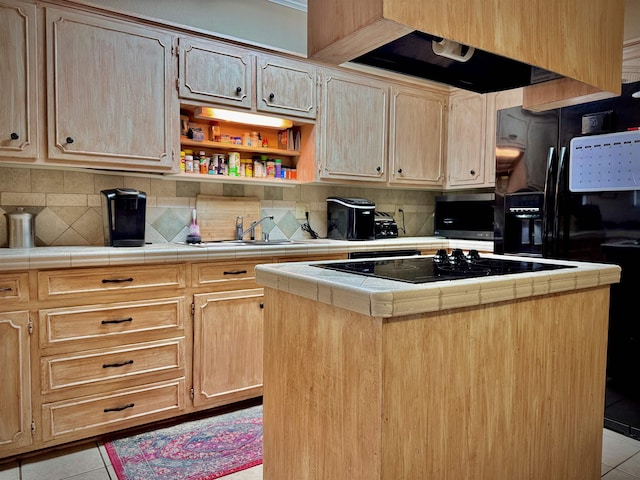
xmin=434 ymin=193 xmax=495 ymax=240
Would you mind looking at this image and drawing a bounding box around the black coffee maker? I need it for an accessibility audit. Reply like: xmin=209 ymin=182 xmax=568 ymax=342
xmin=101 ymin=188 xmax=146 ymax=247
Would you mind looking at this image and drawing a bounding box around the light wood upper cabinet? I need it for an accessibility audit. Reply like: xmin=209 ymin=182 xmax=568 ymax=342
xmin=0 ymin=0 xmax=37 ymax=160
xmin=46 ymin=8 xmax=176 ymax=171
xmin=446 ymin=89 xmax=494 ymax=188
xmin=178 ymin=37 xmax=253 ymax=109
xmin=256 ymin=54 xmax=317 ymax=119
xmin=389 ymin=85 xmax=446 ymax=187
xmin=307 ymin=0 xmax=624 ymax=95
xmin=0 ymin=310 xmax=32 ymax=453
xmin=318 ymin=69 xmax=388 ymax=182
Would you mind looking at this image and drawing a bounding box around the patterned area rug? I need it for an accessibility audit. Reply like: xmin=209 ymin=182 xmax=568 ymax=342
xmin=104 ymin=404 xmax=263 ymax=480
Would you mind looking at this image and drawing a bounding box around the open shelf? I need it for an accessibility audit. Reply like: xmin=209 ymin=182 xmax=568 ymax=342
xmin=166 ymin=171 xmax=300 ymax=187
xmin=180 ymin=137 xmax=300 ymax=157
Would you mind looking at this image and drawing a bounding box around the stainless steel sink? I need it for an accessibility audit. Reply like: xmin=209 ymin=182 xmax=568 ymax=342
xmin=223 ymin=239 xmax=295 ymax=245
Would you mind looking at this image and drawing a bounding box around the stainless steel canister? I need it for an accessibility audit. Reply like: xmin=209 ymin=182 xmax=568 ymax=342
xmin=5 ymin=208 xmax=35 ymax=248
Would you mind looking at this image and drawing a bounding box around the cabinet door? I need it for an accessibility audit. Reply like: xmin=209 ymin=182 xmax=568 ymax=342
xmin=0 ymin=0 xmax=37 ymax=159
xmin=179 ymin=37 xmax=253 ymax=109
xmin=389 ymin=85 xmax=445 ymax=187
xmin=319 ymin=70 xmax=388 ymax=182
xmin=0 ymin=310 xmax=32 ymax=453
xmin=192 ymin=289 xmax=264 ymax=408
xmin=46 ymin=8 xmax=176 ymax=170
xmin=257 ymin=54 xmax=317 ymax=119
xmin=446 ymin=90 xmax=493 ymax=188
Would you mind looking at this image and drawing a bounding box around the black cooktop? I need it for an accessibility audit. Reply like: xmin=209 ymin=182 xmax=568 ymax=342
xmin=312 ymin=249 xmax=575 ymax=284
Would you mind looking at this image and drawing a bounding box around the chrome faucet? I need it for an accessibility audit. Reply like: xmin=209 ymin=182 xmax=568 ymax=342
xmin=236 ymin=215 xmax=274 ymax=240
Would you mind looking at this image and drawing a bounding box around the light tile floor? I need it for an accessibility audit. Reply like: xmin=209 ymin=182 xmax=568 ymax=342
xmin=0 ymin=428 xmax=638 ymax=480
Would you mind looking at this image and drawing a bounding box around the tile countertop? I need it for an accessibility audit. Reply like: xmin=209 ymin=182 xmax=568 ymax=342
xmin=0 ymin=237 xmax=491 ymax=272
xmin=254 ymin=254 xmax=622 ymax=318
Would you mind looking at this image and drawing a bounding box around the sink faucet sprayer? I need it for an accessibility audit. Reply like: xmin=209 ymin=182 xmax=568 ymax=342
xmin=236 ymin=215 xmax=274 ymax=240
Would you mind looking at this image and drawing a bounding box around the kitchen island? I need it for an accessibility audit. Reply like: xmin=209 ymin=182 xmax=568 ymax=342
xmin=256 ymin=254 xmax=621 ymax=480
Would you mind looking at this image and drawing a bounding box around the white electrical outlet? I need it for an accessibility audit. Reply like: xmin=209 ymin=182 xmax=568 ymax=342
xmin=296 ymin=203 xmax=309 ymax=219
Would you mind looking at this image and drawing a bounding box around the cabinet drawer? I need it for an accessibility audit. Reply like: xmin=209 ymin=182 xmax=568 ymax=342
xmin=42 ymin=379 xmax=186 ymax=439
xmin=0 ymin=273 xmax=29 ymax=304
xmin=41 ymin=339 xmax=184 ymax=393
xmin=38 ymin=264 xmax=186 ymax=300
xmin=192 ymin=259 xmax=270 ymax=290
xmin=39 ymin=297 xmax=185 ymax=348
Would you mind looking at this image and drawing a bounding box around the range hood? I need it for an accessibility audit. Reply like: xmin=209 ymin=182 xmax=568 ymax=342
xmin=352 ymin=31 xmax=560 ymax=94
xmin=307 ymin=0 xmax=624 ymax=96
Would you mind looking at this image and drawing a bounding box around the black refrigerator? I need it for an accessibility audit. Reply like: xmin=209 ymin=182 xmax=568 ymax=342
xmin=494 ymin=80 xmax=640 ymax=438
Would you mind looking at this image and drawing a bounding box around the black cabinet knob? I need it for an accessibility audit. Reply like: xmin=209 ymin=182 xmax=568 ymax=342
xmin=470 ymin=169 xmax=475 ymax=175
xmin=397 ymin=168 xmax=403 ymax=174
xmin=235 ymin=86 xmax=242 ymax=94
xmin=66 ymin=137 xmax=74 ymax=144
xmin=269 ymin=92 xmax=275 ymax=100
xmin=10 ymin=132 xmax=19 ymax=140
xmin=376 ymin=166 xmax=382 ymax=172
xmin=259 ymin=302 xmax=264 ymax=309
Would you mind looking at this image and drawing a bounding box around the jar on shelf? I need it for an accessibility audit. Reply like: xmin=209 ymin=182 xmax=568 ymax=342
xmin=266 ymin=160 xmax=276 ymax=178
xmin=274 ymin=159 xmax=282 ymax=178
xmin=228 ymin=152 xmax=241 ymax=176
xmin=199 ymin=151 xmax=208 ymax=174
xmin=210 ymin=122 xmax=221 ymax=142
xmin=185 ymin=154 xmax=194 ymax=173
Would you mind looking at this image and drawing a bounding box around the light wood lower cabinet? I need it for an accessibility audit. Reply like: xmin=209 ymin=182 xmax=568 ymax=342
xmin=192 ymin=289 xmax=264 ymax=408
xmin=42 ymin=379 xmax=186 ymax=439
xmin=36 ymin=264 xmax=189 ymax=447
xmin=0 ymin=310 xmax=33 ymax=453
xmin=0 ymin=254 xmax=362 ymax=459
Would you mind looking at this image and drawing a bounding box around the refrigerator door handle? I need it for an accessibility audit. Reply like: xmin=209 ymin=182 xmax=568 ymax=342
xmin=554 ymin=146 xmax=568 ymax=256
xmin=542 ymin=147 xmax=557 ymax=257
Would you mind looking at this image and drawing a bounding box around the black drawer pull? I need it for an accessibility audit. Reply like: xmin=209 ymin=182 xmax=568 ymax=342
xmin=259 ymin=302 xmax=264 ymax=309
xmin=101 ymin=277 xmax=134 ymax=284
xmin=223 ymin=270 xmax=247 ymax=275
xmin=10 ymin=132 xmax=19 ymax=140
xmin=66 ymin=136 xmax=74 ymax=144
xmin=0 ymin=287 xmax=13 ymax=292
xmin=103 ymin=359 xmax=134 ymax=368
xmin=101 ymin=317 xmax=133 ymax=325
xmin=104 ymin=403 xmax=134 ymax=413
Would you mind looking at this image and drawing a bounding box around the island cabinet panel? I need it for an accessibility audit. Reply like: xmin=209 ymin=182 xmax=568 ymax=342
xmin=46 ymin=8 xmax=176 ymax=170
xmin=263 ymin=286 xmax=610 ymax=480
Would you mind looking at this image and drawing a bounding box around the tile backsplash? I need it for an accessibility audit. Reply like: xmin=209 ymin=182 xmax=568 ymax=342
xmin=0 ymin=166 xmax=437 ymax=247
